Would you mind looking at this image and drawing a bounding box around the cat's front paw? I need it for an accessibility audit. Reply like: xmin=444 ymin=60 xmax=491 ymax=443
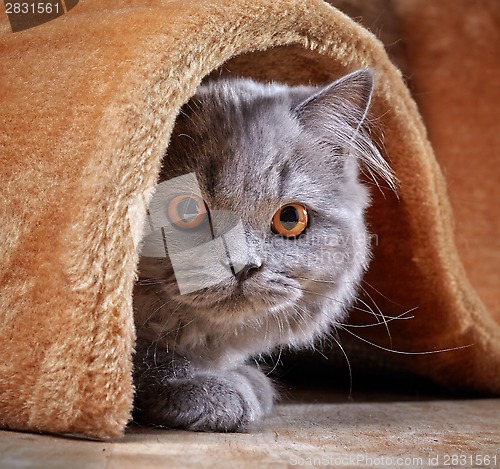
xmin=134 ymin=365 xmax=275 ymax=432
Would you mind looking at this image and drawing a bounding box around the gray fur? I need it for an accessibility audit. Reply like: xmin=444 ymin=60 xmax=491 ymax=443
xmin=133 ymin=69 xmax=393 ymax=431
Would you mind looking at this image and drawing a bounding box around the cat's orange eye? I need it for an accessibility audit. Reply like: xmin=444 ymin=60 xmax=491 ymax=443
xmin=271 ymin=203 xmax=308 ymax=238
xmin=167 ymin=194 xmax=208 ymax=230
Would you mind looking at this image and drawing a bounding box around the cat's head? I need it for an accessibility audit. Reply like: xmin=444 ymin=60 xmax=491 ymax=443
xmin=138 ymin=69 xmax=393 ymax=345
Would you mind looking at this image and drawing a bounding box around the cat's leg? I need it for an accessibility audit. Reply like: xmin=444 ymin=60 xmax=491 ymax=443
xmin=133 ymin=344 xmax=275 ymax=432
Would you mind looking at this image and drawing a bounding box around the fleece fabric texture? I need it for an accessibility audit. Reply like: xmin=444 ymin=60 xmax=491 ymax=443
xmin=0 ymin=0 xmax=498 ymax=439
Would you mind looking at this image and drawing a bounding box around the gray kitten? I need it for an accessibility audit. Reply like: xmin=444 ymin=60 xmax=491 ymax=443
xmin=132 ymin=69 xmax=393 ymax=432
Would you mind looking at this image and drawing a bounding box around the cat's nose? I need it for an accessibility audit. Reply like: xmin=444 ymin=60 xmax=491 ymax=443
xmin=234 ymin=263 xmax=262 ymax=282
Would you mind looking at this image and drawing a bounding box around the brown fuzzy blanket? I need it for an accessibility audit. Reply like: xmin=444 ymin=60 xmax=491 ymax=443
xmin=1 ymin=0 xmax=499 ymax=439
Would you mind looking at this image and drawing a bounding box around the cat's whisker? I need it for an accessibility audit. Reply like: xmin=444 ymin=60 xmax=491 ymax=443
xmin=287 ymin=284 xmax=415 ymax=337
xmin=266 ymin=345 xmax=284 ymax=377
xmin=328 ymin=331 xmax=353 ymax=399
xmin=176 ymin=318 xmax=197 ymax=330
xmin=290 ymin=303 xmax=348 ymax=362
xmin=152 ymin=300 xmax=185 ymax=343
xmin=135 ymin=296 xmax=173 ymax=334
xmin=287 ymin=284 xmax=377 ymax=318
xmin=341 ymin=310 xmax=415 ymax=328
xmin=276 ymin=315 xmax=285 ymax=339
xmin=353 ymin=293 xmax=395 ymax=346
xmin=291 ymin=277 xmax=414 ymax=322
xmin=177 ymin=133 xmax=195 ymax=143
xmin=350 ymin=303 xmax=417 ymax=322
xmin=150 ymin=300 xmax=173 ymax=320
xmin=293 ymin=276 xmax=338 ymax=284
xmin=339 ymin=325 xmax=473 ymax=355
xmin=360 ymin=279 xmax=403 ymax=307
xmin=346 ymin=298 xmax=417 ymax=328
xmin=353 ymin=296 xmax=383 ymax=324
xmin=136 ymin=278 xmax=168 ymax=286
xmin=288 ymin=304 xmax=314 ymax=338
xmin=354 ymin=282 xmax=419 ymax=344
xmin=356 ymin=284 xmax=393 ymax=346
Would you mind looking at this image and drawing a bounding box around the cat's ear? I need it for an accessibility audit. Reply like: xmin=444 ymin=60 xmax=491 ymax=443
xmin=293 ymin=69 xmax=396 ymax=189
xmin=294 ymin=68 xmax=374 ymax=131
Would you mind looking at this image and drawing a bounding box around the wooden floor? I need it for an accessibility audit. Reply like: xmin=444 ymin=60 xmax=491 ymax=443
xmin=1 ymin=398 xmax=498 ymax=469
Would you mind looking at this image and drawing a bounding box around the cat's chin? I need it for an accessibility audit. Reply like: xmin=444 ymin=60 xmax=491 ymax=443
xmin=170 ymin=280 xmax=303 ymax=325
xmin=218 ymin=291 xmax=300 ymax=323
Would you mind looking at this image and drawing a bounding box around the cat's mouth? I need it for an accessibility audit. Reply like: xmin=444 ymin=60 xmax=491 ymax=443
xmin=168 ymin=275 xmax=303 ymax=323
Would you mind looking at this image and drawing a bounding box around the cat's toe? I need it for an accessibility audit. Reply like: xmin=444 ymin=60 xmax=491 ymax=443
xmin=235 ymin=365 xmax=276 ymax=416
xmin=136 ymin=374 xmax=267 ymax=432
xmin=161 ymin=379 xmax=249 ymax=431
